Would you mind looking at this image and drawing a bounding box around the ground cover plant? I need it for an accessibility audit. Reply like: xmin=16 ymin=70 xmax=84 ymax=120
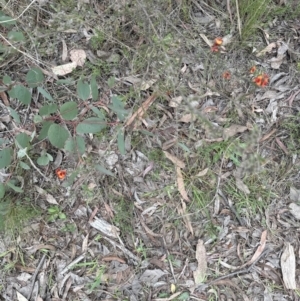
xmin=1 ymin=0 xmax=300 ymax=300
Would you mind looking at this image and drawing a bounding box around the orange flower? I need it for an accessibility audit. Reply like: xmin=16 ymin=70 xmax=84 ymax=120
xmin=214 ymin=37 xmax=223 ymax=46
xmin=55 ymin=168 xmax=66 ymax=180
xmin=223 ymin=71 xmax=231 ymax=80
xmin=253 ymin=73 xmax=269 ymax=87
xmin=211 ymin=45 xmax=219 ymax=52
xmin=249 ymin=66 xmax=256 ymax=74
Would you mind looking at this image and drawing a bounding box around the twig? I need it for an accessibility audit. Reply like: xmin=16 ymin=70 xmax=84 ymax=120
xmin=27 ymin=252 xmax=47 ymax=300
xmin=25 ymin=153 xmax=50 ymax=182
xmin=195 ymin=246 xmax=270 ymax=291
xmin=102 ymin=236 xmax=140 ymax=265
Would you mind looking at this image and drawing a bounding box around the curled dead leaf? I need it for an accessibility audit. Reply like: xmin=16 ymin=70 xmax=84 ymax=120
xmin=281 ymin=243 xmax=296 ymax=289
xmin=176 ymin=166 xmax=190 ymax=202
xmin=193 ymin=239 xmax=207 ymax=284
xmin=70 ymin=49 xmax=87 ymax=67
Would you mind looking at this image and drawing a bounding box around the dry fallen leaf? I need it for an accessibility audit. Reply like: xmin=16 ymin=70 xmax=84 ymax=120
xmin=176 ymin=166 xmax=190 ymax=202
xmin=140 ymin=78 xmax=157 ymax=91
xmin=179 ymin=199 xmax=193 ymax=235
xmin=235 ymin=178 xmax=250 ymax=195
xmin=61 ymin=39 xmax=68 ymax=62
xmin=290 ymin=186 xmax=300 ymax=202
xmin=281 ymin=243 xmax=296 ymax=289
xmin=248 ymin=230 xmax=267 ymax=264
xmin=16 ymin=291 xmax=28 ymax=301
xmin=52 ymin=62 xmax=77 ymax=76
xmin=169 ymin=96 xmax=183 ymax=108
xmin=163 ymin=151 xmax=185 ymax=169
xmin=200 ymin=33 xmax=213 ymax=47
xmin=193 ymin=239 xmax=207 ymax=284
xmin=195 ymin=168 xmax=209 ymax=177
xmin=70 ymin=49 xmax=87 ymax=67
xmin=256 ymin=42 xmax=277 ymax=57
xmin=223 ymin=124 xmax=248 ymax=139
xmin=289 ymin=203 xmax=300 ymax=220
xmin=179 ymin=113 xmax=196 ymax=123
xmin=125 ymin=94 xmax=157 ymax=128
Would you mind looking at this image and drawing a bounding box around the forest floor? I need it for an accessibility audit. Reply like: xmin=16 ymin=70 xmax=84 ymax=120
xmin=1 ymin=0 xmax=300 ymax=300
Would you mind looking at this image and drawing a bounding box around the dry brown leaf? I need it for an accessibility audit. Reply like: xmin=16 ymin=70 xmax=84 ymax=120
xmin=275 ymin=137 xmax=289 ymax=155
xmin=70 ymin=49 xmax=86 ymax=67
xmin=82 ymin=233 xmax=89 ymax=253
xmin=125 ymin=94 xmax=157 ymax=128
xmin=169 ymin=96 xmax=183 ymax=108
xmin=176 ymin=166 xmax=190 ymax=202
xmin=61 ymin=39 xmax=68 ymax=62
xmin=235 ymin=178 xmax=250 ymax=194
xmin=289 ymin=203 xmax=300 ymax=220
xmin=46 ymin=193 xmax=58 ymax=205
xmin=193 ymin=239 xmax=207 ymax=284
xmin=256 ymin=42 xmax=277 ymax=57
xmin=281 ymin=243 xmax=296 ymax=289
xmin=163 ymin=151 xmax=185 ymax=168
xmin=179 ymin=113 xmax=196 ymax=123
xmin=52 ymin=62 xmax=77 ymax=76
xmin=223 ymin=124 xmax=248 ymax=139
xmin=140 ymin=79 xmax=157 ymax=91
xmin=249 ymin=230 xmax=267 ymax=264
xmin=180 ymin=199 xmax=193 ymax=235
xmin=0 ymin=91 xmax=9 ymax=106
xmin=200 ymin=33 xmax=213 ymax=47
xmin=195 ymin=168 xmax=209 ymax=177
xmin=16 ymin=291 xmax=28 ymax=301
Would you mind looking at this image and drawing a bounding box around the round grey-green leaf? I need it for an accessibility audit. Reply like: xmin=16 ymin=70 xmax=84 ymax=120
xmin=16 ymin=132 xmax=30 ymax=148
xmin=0 ymin=148 xmax=12 ymax=168
xmin=65 ymin=136 xmax=85 ymax=155
xmin=76 ymin=117 xmax=106 ymax=134
xmin=7 ymin=30 xmax=25 ymax=42
xmin=26 ymin=67 xmax=44 ymax=87
xmin=60 ymin=101 xmax=78 ymax=120
xmin=9 ymin=85 xmax=31 ymax=105
xmin=39 ymin=104 xmax=58 ymax=116
xmin=48 ymin=124 xmax=70 ymax=149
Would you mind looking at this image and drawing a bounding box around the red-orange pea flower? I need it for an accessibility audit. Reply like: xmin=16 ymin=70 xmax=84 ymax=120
xmin=55 ymin=168 xmax=67 ymax=180
xmin=211 ymin=45 xmax=219 ymax=52
xmin=249 ymin=66 xmax=256 ymax=74
xmin=223 ymin=71 xmax=231 ymax=79
xmin=253 ymin=73 xmax=269 ymax=87
xmin=214 ymin=37 xmax=223 ymax=46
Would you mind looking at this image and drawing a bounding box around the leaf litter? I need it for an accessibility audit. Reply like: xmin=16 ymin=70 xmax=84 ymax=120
xmin=2 ymin=1 xmax=300 ymax=301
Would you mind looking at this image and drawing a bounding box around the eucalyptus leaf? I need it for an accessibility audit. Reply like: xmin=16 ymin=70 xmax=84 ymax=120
xmin=0 ymin=183 xmax=5 ymax=199
xmin=0 ymin=148 xmax=12 ymax=168
xmin=6 ymin=180 xmax=23 ymax=193
xmin=8 ymin=107 xmax=20 ymax=124
xmin=90 ymin=76 xmax=99 ymax=101
xmin=95 ymin=164 xmax=115 ymax=177
xmin=76 ymin=117 xmax=106 ymax=134
xmin=38 ymin=87 xmax=54 ymax=101
xmin=77 ymin=79 xmax=90 ymax=100
xmin=117 ymin=128 xmax=125 ymax=155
